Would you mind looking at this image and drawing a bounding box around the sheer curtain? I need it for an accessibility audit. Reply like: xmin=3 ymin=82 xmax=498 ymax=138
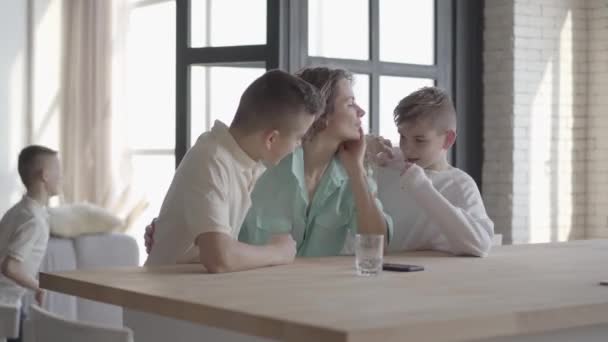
xmin=61 ymin=0 xmax=143 ymax=224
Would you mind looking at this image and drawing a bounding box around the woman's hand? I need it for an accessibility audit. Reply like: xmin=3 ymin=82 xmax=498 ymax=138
xmin=338 ymin=128 xmax=366 ymax=176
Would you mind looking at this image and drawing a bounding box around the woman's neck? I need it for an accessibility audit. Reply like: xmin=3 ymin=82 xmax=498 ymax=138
xmin=302 ymin=133 xmax=341 ymax=177
xmin=301 ymin=134 xmax=341 ymax=204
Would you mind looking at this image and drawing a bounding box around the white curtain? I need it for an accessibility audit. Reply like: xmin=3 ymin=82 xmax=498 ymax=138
xmin=61 ymin=0 xmax=142 ymax=222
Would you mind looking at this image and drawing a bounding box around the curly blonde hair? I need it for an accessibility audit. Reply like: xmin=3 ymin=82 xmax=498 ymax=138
xmin=296 ymin=67 xmax=353 ymax=140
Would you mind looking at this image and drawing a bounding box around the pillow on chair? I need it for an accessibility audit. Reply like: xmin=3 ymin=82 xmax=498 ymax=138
xmin=48 ymin=203 xmax=125 ymax=238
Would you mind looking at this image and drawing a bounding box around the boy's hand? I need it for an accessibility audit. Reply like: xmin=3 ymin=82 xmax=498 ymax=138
xmin=401 ymin=162 xmax=414 ymax=176
xmin=144 ymin=219 xmax=156 ymax=254
xmin=35 ymin=288 xmax=45 ymax=306
xmin=365 ymin=134 xmax=394 ymax=166
xmin=399 ymin=162 xmax=429 ymax=191
xmin=339 ymin=128 xmax=366 ymax=176
xmin=268 ymin=234 xmax=297 ymax=264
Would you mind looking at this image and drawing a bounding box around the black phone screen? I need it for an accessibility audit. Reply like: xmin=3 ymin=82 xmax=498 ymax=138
xmin=382 ymin=263 xmax=424 ymax=272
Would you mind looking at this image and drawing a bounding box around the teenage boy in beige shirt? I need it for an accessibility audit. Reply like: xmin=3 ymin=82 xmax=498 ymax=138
xmin=146 ymin=70 xmax=323 ymax=273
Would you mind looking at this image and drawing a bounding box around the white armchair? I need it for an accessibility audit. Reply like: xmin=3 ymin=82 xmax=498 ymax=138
xmin=24 ymin=305 xmax=133 ymax=342
xmin=23 ymin=233 xmax=139 ymax=327
xmin=0 ymin=303 xmax=19 ymax=342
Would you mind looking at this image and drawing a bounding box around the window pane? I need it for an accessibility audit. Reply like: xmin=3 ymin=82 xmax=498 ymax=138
xmin=190 ymin=66 xmax=265 ymax=144
xmin=353 ymin=74 xmax=370 ymax=134
xmin=126 ymin=1 xmax=175 ymax=149
xmin=379 ymin=76 xmax=434 ymax=143
xmin=308 ymin=0 xmax=369 ymax=60
xmin=190 ymin=0 xmax=266 ymax=47
xmin=128 ymin=154 xmax=175 ymax=265
xmin=380 ymin=0 xmax=434 ymax=65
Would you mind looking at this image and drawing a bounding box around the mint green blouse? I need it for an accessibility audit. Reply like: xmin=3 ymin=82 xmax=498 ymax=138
xmin=238 ymin=148 xmax=393 ymax=256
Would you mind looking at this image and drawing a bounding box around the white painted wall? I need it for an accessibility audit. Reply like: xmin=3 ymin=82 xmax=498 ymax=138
xmin=0 ymin=0 xmax=63 ymax=214
xmin=0 ymin=0 xmax=28 ymax=213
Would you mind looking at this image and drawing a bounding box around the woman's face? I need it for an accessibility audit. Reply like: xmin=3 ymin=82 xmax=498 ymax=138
xmin=324 ymin=79 xmax=365 ymax=141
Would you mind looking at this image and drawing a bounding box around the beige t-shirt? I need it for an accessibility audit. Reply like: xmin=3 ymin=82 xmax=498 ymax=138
xmin=146 ymin=121 xmax=266 ymax=266
xmin=0 ymin=196 xmax=50 ymax=305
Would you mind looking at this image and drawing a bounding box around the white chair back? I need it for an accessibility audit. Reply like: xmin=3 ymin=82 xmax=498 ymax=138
xmin=0 ymin=303 xmax=20 ymax=342
xmin=24 ymin=305 xmax=133 ymax=342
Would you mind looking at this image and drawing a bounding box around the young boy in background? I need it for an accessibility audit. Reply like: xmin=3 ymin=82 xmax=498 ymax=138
xmin=0 ymin=145 xmax=62 ymax=341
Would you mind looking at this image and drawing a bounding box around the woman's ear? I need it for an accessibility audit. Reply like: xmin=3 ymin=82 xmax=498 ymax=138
xmin=443 ymin=130 xmax=457 ymax=149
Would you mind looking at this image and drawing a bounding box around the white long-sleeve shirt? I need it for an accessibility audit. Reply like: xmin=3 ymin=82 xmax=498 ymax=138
xmin=377 ymin=160 xmax=494 ymax=257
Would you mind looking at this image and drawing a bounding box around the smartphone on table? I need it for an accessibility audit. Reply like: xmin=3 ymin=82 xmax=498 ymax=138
xmin=382 ymin=263 xmax=424 ymax=272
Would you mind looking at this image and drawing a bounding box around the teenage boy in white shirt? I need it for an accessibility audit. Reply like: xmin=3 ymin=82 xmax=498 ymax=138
xmin=368 ymin=87 xmax=494 ymax=257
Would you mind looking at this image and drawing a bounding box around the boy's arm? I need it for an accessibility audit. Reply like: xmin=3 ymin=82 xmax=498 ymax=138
xmin=196 ymin=232 xmax=295 ymax=273
xmin=3 ymin=218 xmax=46 ymax=303
xmin=164 ymin=156 xmax=297 ymax=271
xmin=1 ymin=256 xmax=41 ymax=293
xmin=401 ymin=165 xmax=494 ymax=257
xmin=144 ymin=221 xmax=296 ymax=268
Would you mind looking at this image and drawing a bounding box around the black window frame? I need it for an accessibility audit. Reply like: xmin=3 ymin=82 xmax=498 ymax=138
xmin=175 ymin=0 xmax=483 ymax=187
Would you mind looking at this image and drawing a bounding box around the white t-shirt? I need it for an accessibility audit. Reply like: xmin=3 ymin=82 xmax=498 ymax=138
xmin=146 ymin=121 xmax=266 ymax=266
xmin=0 ymin=196 xmax=50 ymax=305
xmin=377 ymin=160 xmax=494 ymax=257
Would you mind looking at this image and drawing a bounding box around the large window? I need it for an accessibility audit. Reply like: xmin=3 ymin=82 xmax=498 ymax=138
xmin=174 ymin=0 xmax=280 ymax=162
xmin=116 ymin=0 xmax=482 ymax=262
xmin=308 ymin=0 xmax=369 ymax=60
xmin=190 ymin=65 xmax=265 ymax=143
xmin=176 ymin=0 xmax=483 ymax=185
xmin=190 ymin=0 xmax=267 ymax=47
xmin=306 ymin=0 xmax=451 ymax=145
xmin=126 ymin=0 xmax=176 ymax=262
xmin=379 ymin=0 xmax=435 ymax=65
xmin=378 ymin=76 xmax=434 ymax=143
xmin=177 ymin=0 xmax=454 ymax=160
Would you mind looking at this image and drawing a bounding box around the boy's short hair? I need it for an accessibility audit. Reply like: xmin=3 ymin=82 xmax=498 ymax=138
xmin=18 ymin=145 xmax=58 ymax=188
xmin=393 ymin=87 xmax=457 ymax=131
xmin=295 ymin=67 xmax=353 ymax=138
xmin=231 ymin=69 xmax=324 ymax=132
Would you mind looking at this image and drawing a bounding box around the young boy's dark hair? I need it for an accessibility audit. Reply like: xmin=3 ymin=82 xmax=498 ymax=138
xmin=231 ymin=69 xmax=324 ymax=132
xmin=18 ymin=145 xmax=58 ymax=188
xmin=393 ymin=86 xmax=457 ymax=131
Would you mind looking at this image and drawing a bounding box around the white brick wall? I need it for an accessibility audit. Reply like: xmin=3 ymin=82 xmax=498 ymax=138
xmin=588 ymin=0 xmax=608 ymax=238
xmin=483 ymin=1 xmax=515 ymax=242
xmin=484 ymin=0 xmax=594 ymax=243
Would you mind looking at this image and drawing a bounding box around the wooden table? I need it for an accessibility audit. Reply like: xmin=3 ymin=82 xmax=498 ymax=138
xmin=40 ymin=240 xmax=608 ymax=342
